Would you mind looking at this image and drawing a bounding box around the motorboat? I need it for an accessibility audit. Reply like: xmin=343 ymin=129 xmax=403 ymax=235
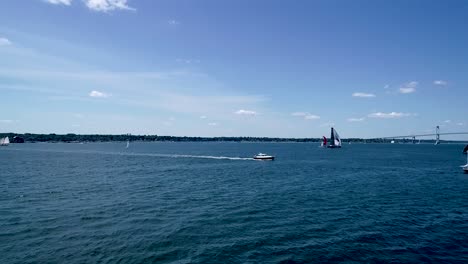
xmin=253 ymin=153 xmax=275 ymax=160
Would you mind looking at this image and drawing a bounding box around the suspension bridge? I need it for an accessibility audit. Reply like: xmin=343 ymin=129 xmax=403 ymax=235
xmin=369 ymin=126 xmax=468 ymax=144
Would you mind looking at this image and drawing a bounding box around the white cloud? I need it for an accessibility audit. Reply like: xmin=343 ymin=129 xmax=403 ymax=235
xmin=176 ymin=58 xmax=198 ymax=64
xmin=456 ymin=122 xmax=464 ymax=126
xmin=291 ymin=112 xmax=307 ymax=117
xmin=85 ymin=0 xmax=135 ymax=12
xmin=291 ymin=112 xmax=320 ymax=120
xmin=0 ymin=119 xmax=14 ymax=123
xmin=444 ymin=120 xmax=451 ymax=123
xmin=168 ymin=20 xmax=180 ymax=25
xmin=347 ymin=117 xmax=365 ymax=122
xmin=45 ymin=0 xmax=72 ymax=5
xmin=352 ymin=92 xmax=376 ymax=98
xmin=304 ymin=114 xmax=320 ymax=120
xmin=0 ymin=37 xmax=12 ymax=46
xmin=235 ymin=109 xmax=257 ymax=116
xmin=434 ymin=80 xmax=447 ymax=86
xmin=319 ymin=122 xmax=335 ymax=127
xmin=89 ymin=90 xmax=110 ymax=98
xmin=208 ymin=122 xmax=217 ymax=126
xmin=399 ymin=87 xmax=416 ymax=94
xmin=368 ymin=112 xmax=413 ymax=119
xmin=399 ymin=81 xmax=418 ymax=94
xmin=200 ymin=115 xmax=207 ymax=119
xmin=384 ymin=84 xmax=390 ymax=89
xmin=43 ymin=0 xmax=135 ymax=12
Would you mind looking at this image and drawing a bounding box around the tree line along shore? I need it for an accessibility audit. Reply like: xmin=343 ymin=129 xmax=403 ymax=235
xmin=0 ymin=133 xmax=462 ymax=144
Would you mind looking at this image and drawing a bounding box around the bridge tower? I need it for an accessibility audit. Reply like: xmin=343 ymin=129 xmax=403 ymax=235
xmin=435 ymin=126 xmax=440 ymax=145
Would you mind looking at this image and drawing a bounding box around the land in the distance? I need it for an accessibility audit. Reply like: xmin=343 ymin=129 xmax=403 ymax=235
xmin=1 ymin=133 xmax=465 ymax=144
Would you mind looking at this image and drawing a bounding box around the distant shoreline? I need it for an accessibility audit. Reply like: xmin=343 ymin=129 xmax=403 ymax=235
xmin=1 ymin=133 xmax=466 ymax=144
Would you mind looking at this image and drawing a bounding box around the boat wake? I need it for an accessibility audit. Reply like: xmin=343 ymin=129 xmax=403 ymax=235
xmin=126 ymin=152 xmax=254 ymax=161
xmin=5 ymin=148 xmax=254 ymax=161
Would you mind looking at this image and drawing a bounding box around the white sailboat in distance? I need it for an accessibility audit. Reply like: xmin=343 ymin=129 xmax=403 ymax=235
xmin=462 ymin=154 xmax=468 ymax=174
xmin=0 ymin=136 xmax=10 ymax=146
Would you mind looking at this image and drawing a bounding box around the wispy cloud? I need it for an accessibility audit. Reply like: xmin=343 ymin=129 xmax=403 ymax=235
xmin=0 ymin=37 xmax=12 ymax=46
xmin=352 ymin=92 xmax=376 ymax=98
xmin=235 ymin=109 xmax=257 ymax=116
xmin=457 ymin=122 xmax=465 ymax=126
xmin=44 ymin=0 xmax=72 ymax=5
xmin=168 ymin=20 xmax=180 ymax=25
xmin=291 ymin=112 xmax=320 ymax=120
xmin=176 ymin=58 xmax=200 ymax=64
xmin=291 ymin=112 xmax=307 ymax=117
xmin=304 ymin=114 xmax=320 ymax=120
xmin=200 ymin=115 xmax=207 ymax=119
xmin=208 ymin=122 xmax=218 ymax=126
xmin=399 ymin=81 xmax=418 ymax=94
xmin=44 ymin=0 xmax=135 ymax=12
xmin=0 ymin=119 xmax=14 ymax=123
xmin=347 ymin=117 xmax=365 ymax=122
xmin=433 ymin=80 xmax=447 ymax=86
xmin=319 ymin=122 xmax=335 ymax=127
xmin=384 ymin=84 xmax=390 ymax=89
xmin=444 ymin=120 xmax=451 ymax=123
xmin=399 ymin=87 xmax=416 ymax=94
xmin=89 ymin=90 xmax=110 ymax=98
xmin=85 ymin=0 xmax=135 ymax=12
xmin=368 ymin=112 xmax=413 ymax=119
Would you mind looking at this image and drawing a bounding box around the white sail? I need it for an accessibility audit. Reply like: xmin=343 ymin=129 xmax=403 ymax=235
xmin=333 ymin=129 xmax=341 ymax=146
xmin=0 ymin=137 xmax=9 ymax=146
xmin=126 ymin=140 xmax=130 ymax=148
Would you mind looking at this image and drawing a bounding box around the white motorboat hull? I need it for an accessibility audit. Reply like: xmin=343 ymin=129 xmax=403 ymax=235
xmin=253 ymin=156 xmax=275 ymax=160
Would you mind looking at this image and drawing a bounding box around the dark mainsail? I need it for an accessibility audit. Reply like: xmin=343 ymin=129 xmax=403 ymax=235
xmin=327 ymin=127 xmax=342 ymax=148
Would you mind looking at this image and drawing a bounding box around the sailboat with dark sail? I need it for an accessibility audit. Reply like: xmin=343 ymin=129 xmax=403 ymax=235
xmin=327 ymin=127 xmax=342 ymax=148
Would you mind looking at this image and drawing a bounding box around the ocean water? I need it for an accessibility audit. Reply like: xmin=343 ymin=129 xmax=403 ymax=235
xmin=1 ymin=142 xmax=467 ymax=263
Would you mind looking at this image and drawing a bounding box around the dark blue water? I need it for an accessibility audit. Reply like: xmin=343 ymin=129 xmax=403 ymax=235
xmin=1 ymin=143 xmax=467 ymax=263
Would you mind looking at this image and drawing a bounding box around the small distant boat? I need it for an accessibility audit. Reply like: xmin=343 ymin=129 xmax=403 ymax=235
xmin=463 ymin=145 xmax=468 ymax=154
xmin=320 ymin=136 xmax=327 ymax=147
xmin=462 ymin=154 xmax=468 ymax=173
xmin=126 ymin=140 xmax=130 ymax=149
xmin=327 ymin=127 xmax=342 ymax=148
xmin=391 ymin=140 xmax=395 ymax=144
xmin=253 ymin=153 xmax=275 ymax=160
xmin=0 ymin=136 xmax=10 ymax=146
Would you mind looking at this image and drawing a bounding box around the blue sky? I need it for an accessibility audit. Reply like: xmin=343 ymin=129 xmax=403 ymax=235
xmin=0 ymin=0 xmax=467 ymax=139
